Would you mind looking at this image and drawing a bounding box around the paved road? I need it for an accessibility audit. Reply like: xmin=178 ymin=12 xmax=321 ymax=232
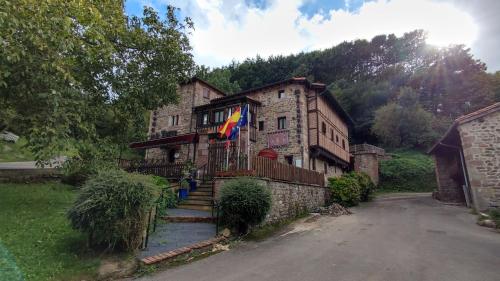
xmin=136 ymin=195 xmax=500 ymax=281
xmin=0 ymin=157 xmax=66 ymax=169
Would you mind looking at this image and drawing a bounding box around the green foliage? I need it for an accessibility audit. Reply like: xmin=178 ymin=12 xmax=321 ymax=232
xmin=219 ymin=178 xmax=272 ymax=233
xmin=372 ymin=87 xmax=436 ymax=148
xmin=0 ymin=1 xmax=194 ymax=164
xmin=0 ymin=138 xmax=34 ymax=162
xmin=195 ymin=65 xmax=241 ymax=94
xmin=344 ymin=172 xmax=375 ymax=202
xmin=328 ymin=174 xmax=361 ymax=207
xmin=68 ymin=169 xmax=159 ymax=251
xmin=0 ymin=182 xmax=100 ymax=281
xmin=488 ymin=209 xmax=500 ymax=229
xmin=152 ymin=176 xmax=177 ymax=216
xmin=61 ymin=142 xmax=118 ymax=186
xmin=328 ymin=171 xmax=374 ymax=206
xmin=379 ymin=150 xmax=437 ymax=192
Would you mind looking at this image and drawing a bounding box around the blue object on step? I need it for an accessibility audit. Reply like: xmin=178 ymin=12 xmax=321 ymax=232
xmin=179 ymin=188 xmax=188 ymax=200
xmin=189 ymin=180 xmax=197 ymax=191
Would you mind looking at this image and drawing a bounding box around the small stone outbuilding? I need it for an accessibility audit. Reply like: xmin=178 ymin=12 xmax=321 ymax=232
xmin=429 ymin=102 xmax=500 ymax=211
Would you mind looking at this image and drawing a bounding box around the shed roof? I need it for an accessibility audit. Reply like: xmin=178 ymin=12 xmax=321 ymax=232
xmin=428 ymin=102 xmax=500 ymax=154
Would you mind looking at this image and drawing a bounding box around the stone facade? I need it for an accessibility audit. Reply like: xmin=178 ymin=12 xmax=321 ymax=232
xmin=251 ymin=84 xmax=310 ymax=168
xmin=458 ymin=110 xmax=500 ymax=210
xmin=140 ymin=78 xmax=352 ymax=183
xmin=350 ymin=144 xmax=386 ymax=185
xmin=213 ymin=177 xmax=327 ymax=224
xmin=145 ymin=80 xmax=224 ymax=162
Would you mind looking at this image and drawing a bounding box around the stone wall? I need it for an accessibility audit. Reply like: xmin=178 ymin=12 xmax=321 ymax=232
xmin=458 ymin=110 xmax=500 ymax=210
xmin=350 ymin=144 xmax=385 ymax=185
xmin=213 ymin=177 xmax=327 ymax=224
xmin=0 ymin=168 xmax=61 ymax=183
xmin=250 ymin=84 xmax=310 ymax=168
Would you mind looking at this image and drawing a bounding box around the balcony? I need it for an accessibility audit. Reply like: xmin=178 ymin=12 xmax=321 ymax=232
xmin=267 ymin=130 xmax=289 ymax=148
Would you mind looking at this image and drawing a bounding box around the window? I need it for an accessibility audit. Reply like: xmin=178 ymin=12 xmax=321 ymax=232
xmin=324 ymin=162 xmax=328 ymax=173
xmin=330 ymin=129 xmax=334 ymax=141
xmin=170 ymin=115 xmax=179 ymax=126
xmin=321 ymin=122 xmax=326 ymax=134
xmin=259 ymin=121 xmax=264 ymax=131
xmin=285 ymin=155 xmax=293 ymax=165
xmin=336 ymin=135 xmax=339 ymax=143
xmin=161 ymin=130 xmax=168 ymax=137
xmin=277 ymin=117 xmax=287 ymax=130
xmin=312 ymin=158 xmax=316 ymax=171
xmin=278 ymin=89 xmax=285 ymax=99
xmin=202 ymin=112 xmax=209 ymax=125
xmin=227 ymin=107 xmax=232 ymax=117
xmin=203 ymin=87 xmax=210 ymax=99
xmin=168 ymin=149 xmax=176 ymax=163
xmin=214 ymin=110 xmax=225 ymax=123
xmin=342 ymin=139 xmax=346 ymax=149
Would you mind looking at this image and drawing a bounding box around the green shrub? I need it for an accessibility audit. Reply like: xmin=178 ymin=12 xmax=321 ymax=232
xmin=68 ymin=169 xmax=159 ymax=251
xmin=379 ymin=150 xmax=437 ymax=192
xmin=219 ymin=178 xmax=272 ymax=233
xmin=152 ymin=176 xmax=178 ymax=216
xmin=345 ymin=172 xmax=375 ymax=202
xmin=328 ymin=175 xmax=361 ymax=207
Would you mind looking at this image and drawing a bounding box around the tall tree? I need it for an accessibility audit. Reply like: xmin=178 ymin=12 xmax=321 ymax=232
xmin=0 ymin=1 xmax=194 ymax=163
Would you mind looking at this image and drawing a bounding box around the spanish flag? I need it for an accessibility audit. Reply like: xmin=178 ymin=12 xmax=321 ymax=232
xmin=218 ymin=107 xmax=241 ymax=138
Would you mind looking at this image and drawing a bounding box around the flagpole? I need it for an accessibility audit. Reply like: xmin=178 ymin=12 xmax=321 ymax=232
xmin=237 ymin=126 xmax=241 ymax=169
xmin=226 ymin=141 xmax=229 ymax=171
xmin=247 ymin=104 xmax=250 ymax=170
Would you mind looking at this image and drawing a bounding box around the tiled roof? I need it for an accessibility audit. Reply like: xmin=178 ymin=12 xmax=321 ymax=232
xmin=428 ymin=102 xmax=500 ymax=154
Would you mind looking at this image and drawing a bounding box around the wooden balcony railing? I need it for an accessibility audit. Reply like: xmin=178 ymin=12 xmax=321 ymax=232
xmin=216 ymin=155 xmax=325 ymax=187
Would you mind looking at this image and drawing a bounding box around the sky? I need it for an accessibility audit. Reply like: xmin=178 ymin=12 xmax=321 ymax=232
xmin=125 ymin=0 xmax=500 ymax=72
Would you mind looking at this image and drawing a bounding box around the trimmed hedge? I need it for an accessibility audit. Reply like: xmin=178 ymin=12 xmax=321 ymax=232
xmin=219 ymin=177 xmax=271 ymax=234
xmin=379 ymin=150 xmax=437 ymax=192
xmin=68 ymin=169 xmax=159 ymax=251
xmin=328 ymin=172 xmax=374 ymax=207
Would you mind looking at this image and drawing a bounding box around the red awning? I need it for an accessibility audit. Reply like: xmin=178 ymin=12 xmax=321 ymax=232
xmin=258 ymin=148 xmax=278 ymax=160
xmin=129 ymin=133 xmax=199 ymax=149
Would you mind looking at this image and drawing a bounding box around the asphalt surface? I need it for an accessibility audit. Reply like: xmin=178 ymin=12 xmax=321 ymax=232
xmin=135 ymin=194 xmax=500 ymax=281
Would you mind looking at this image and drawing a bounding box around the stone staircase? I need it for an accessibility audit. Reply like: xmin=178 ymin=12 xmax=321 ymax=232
xmin=178 ymin=181 xmax=213 ymax=212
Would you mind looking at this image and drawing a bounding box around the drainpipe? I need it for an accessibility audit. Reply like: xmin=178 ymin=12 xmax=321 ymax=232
xmin=438 ymin=142 xmax=472 ymax=207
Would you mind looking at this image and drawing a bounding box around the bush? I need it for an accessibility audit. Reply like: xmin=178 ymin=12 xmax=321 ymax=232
xmin=328 ymin=175 xmax=361 ymax=207
xmin=68 ymin=169 xmax=159 ymax=251
xmin=152 ymin=176 xmax=177 ymax=216
xmin=328 ymin=171 xmax=374 ymax=206
xmin=219 ymin=178 xmax=272 ymax=234
xmin=379 ymin=150 xmax=437 ymax=192
xmin=345 ymin=172 xmax=375 ymax=202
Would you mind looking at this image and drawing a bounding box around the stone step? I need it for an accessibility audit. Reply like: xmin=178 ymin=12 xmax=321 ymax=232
xmin=189 ymin=191 xmax=212 ymax=197
xmin=162 ymin=216 xmax=215 ymax=223
xmin=177 ymin=204 xmax=213 ymax=212
xmin=188 ymin=195 xmax=213 ymax=201
xmin=191 ymin=188 xmax=212 ymax=193
xmin=180 ymin=199 xmax=212 ymax=206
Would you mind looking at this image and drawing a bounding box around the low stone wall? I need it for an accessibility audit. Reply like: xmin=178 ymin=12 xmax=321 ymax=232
xmin=213 ymin=177 xmax=327 ymax=224
xmin=0 ymin=168 xmax=61 ymax=183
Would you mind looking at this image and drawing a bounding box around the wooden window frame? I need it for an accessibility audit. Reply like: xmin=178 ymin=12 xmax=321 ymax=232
xmin=277 ymin=116 xmax=287 ymax=130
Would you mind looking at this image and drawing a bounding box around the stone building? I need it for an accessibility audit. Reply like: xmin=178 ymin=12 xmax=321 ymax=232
xmin=429 ymin=102 xmax=500 ymax=211
xmin=350 ymin=144 xmax=385 ymax=185
xmin=130 ymin=77 xmax=353 ymax=181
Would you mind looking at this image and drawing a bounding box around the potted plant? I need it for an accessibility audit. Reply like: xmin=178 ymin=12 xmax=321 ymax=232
xmin=178 ymin=179 xmax=190 ymax=200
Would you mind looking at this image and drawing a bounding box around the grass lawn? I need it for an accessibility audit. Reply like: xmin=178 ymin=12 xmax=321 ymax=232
xmin=0 ymin=182 xmax=100 ymax=281
xmin=0 ymin=138 xmax=34 ymax=162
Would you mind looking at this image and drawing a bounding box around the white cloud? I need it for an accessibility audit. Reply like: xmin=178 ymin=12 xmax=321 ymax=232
xmin=152 ymin=0 xmax=486 ymax=69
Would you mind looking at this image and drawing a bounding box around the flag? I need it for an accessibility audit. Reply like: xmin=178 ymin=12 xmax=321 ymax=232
xmin=218 ymin=107 xmax=241 ymax=138
xmin=228 ymin=104 xmax=249 ymax=140
xmin=237 ymin=104 xmax=249 ymax=128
